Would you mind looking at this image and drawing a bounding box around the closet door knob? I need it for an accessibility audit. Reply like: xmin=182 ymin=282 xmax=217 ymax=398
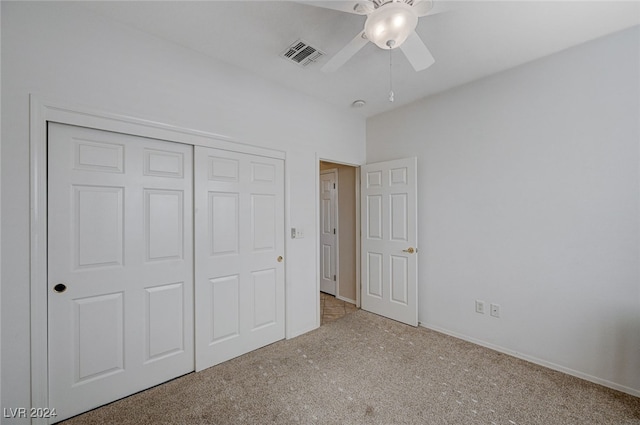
xmin=277 ymin=256 xmax=283 ymax=263
xmin=402 ymin=247 xmax=415 ymax=254
xmin=53 ymin=283 xmax=67 ymax=293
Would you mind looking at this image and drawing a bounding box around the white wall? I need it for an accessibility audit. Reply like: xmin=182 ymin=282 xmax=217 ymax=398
xmin=1 ymin=1 xmax=365 ymax=418
xmin=367 ymin=26 xmax=640 ymax=395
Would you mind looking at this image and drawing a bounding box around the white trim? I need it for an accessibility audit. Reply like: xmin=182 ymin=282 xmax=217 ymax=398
xmin=284 ymin=156 xmax=293 ymax=340
xmin=314 ymin=158 xmax=321 ymax=329
xmin=336 ymin=295 xmax=356 ymax=305
xmin=333 ymin=170 xmax=340 ymax=299
xmin=422 ymin=323 xmax=640 ymax=398
xmin=29 ymin=94 xmax=287 ymax=424
xmin=30 ymin=97 xmax=49 ymax=425
xmin=0 ymin=1 xmax=3 ymax=404
xmin=354 ymin=167 xmax=361 ymax=309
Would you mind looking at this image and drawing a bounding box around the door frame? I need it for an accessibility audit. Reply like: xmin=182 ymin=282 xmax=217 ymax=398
xmin=29 ymin=95 xmax=286 ymax=424
xmin=315 ymin=156 xmax=361 ymax=328
xmin=319 ymin=168 xmax=339 ymax=296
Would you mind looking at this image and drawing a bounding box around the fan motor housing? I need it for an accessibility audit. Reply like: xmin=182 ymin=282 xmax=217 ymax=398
xmin=364 ymin=2 xmax=418 ymax=49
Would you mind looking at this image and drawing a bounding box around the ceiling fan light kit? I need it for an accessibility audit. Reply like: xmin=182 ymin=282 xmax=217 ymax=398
xmin=318 ymin=0 xmax=436 ymax=74
xmin=364 ymin=2 xmax=418 ymax=50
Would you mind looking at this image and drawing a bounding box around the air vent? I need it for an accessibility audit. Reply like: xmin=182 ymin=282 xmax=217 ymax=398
xmin=281 ymin=39 xmax=325 ymax=68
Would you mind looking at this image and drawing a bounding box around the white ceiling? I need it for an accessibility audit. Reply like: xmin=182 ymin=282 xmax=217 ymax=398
xmin=78 ymin=1 xmax=640 ymax=117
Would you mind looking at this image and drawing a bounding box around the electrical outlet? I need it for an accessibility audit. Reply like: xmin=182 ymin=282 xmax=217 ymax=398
xmin=490 ymin=303 xmax=500 ymax=318
xmin=475 ymin=300 xmax=485 ymax=314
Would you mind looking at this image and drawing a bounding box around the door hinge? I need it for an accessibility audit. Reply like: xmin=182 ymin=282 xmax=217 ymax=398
xmin=333 ymin=183 xmax=336 ymax=189
xmin=333 ymin=228 xmax=336 ymax=234
xmin=333 ymin=275 xmax=336 ymax=281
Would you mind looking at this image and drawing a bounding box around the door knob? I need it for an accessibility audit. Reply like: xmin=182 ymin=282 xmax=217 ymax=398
xmin=53 ymin=283 xmax=67 ymax=293
xmin=402 ymin=247 xmax=415 ymax=254
xmin=277 ymin=256 xmax=283 ymax=263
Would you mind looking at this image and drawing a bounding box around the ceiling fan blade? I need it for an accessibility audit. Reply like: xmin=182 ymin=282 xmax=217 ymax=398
xmin=298 ymin=1 xmax=373 ymax=15
xmin=412 ymin=0 xmax=434 ymax=17
xmin=322 ymin=30 xmax=369 ymax=72
xmin=399 ymin=30 xmax=435 ymax=71
xmin=413 ymin=0 xmax=454 ymax=17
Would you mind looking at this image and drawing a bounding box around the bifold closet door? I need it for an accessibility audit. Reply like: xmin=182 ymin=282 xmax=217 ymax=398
xmin=194 ymin=147 xmax=285 ymax=371
xmin=48 ymin=123 xmax=194 ymax=422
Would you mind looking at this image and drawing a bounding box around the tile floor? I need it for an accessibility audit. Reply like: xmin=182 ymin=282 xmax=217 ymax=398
xmin=320 ymin=292 xmax=358 ymax=325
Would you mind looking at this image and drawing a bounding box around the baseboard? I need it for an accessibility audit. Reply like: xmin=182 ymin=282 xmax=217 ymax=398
xmin=421 ymin=323 xmax=640 ymax=398
xmin=336 ymin=295 xmax=356 ymax=305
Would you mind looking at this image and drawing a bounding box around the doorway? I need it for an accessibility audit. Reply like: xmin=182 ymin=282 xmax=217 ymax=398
xmin=319 ymin=161 xmax=358 ymax=325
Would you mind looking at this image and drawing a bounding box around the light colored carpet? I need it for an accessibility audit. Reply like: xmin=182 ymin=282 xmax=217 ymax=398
xmin=62 ymin=310 xmax=639 ymax=424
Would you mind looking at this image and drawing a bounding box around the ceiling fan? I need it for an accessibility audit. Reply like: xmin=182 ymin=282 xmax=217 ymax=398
xmin=304 ymin=0 xmax=438 ymax=72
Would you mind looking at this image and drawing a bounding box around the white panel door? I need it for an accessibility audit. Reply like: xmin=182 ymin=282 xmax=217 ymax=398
xmin=319 ymin=170 xmax=337 ymax=295
xmin=48 ymin=123 xmax=194 ymax=422
xmin=361 ymin=157 xmax=418 ymax=326
xmin=195 ymin=147 xmax=285 ymax=370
